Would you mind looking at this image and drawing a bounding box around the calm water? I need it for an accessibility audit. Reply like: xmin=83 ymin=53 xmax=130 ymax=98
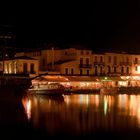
xmin=21 ymin=93 xmax=140 ymax=139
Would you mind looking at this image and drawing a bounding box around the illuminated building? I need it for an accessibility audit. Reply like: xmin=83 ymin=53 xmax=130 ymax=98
xmin=0 ymin=56 xmax=39 ymax=78
xmin=15 ymin=48 xmax=140 ymax=78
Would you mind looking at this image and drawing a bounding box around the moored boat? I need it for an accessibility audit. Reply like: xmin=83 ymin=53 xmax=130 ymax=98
xmin=28 ymin=82 xmax=65 ymax=95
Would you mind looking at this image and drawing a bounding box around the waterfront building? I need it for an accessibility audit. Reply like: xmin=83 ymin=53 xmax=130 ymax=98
xmin=0 ymin=56 xmax=39 ymax=78
xmin=15 ymin=47 xmax=140 ymax=88
xmin=15 ymin=48 xmax=140 ymax=76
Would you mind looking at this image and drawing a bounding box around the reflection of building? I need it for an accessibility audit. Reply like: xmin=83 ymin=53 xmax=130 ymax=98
xmin=16 ymin=48 xmax=140 ymax=77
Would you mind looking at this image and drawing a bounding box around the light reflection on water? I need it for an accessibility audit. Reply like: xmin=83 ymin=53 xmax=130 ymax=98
xmin=22 ymin=93 xmax=140 ymax=136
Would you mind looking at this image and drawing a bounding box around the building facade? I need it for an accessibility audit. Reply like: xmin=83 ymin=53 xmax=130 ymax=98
xmin=16 ymin=48 xmax=140 ymax=77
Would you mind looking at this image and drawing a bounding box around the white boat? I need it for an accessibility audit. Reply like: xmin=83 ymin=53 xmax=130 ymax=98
xmin=28 ymin=82 xmax=65 ymax=95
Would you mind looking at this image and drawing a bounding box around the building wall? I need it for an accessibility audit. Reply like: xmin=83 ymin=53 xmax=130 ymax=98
xmin=60 ymin=60 xmax=79 ymax=75
xmin=104 ymin=53 xmax=132 ymax=76
xmin=16 ymin=51 xmax=42 ymax=71
xmin=60 ymin=48 xmax=77 ymax=60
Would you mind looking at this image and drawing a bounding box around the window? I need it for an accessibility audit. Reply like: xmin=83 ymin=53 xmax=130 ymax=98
xmin=100 ymin=66 xmax=103 ymax=74
xmin=86 ymin=51 xmax=89 ymax=55
xmin=95 ymin=66 xmax=98 ymax=75
xmin=23 ymin=63 xmax=28 ymax=73
xmin=135 ymin=66 xmax=138 ymax=71
xmin=121 ymin=67 xmax=124 ymax=73
xmin=108 ymin=66 xmax=111 ymax=73
xmin=80 ymin=69 xmax=83 ymax=75
xmin=42 ymin=59 xmax=45 ymax=66
xmin=65 ymin=68 xmax=68 ymax=75
xmin=114 ymin=56 xmax=117 ymax=65
xmin=94 ymin=56 xmax=97 ymax=62
xmin=135 ymin=58 xmax=138 ymax=62
xmin=126 ymin=57 xmax=129 ymax=62
xmin=108 ymin=56 xmax=111 ymax=63
xmin=114 ymin=67 xmax=117 ymax=73
xmin=71 ymin=68 xmax=74 ymax=75
xmin=100 ymin=56 xmax=103 ymax=62
xmin=80 ymin=58 xmax=83 ymax=64
xmin=65 ymin=51 xmax=67 ymax=55
xmin=30 ymin=63 xmax=35 ymax=74
xmin=86 ymin=58 xmax=89 ymax=65
xmin=87 ymin=69 xmax=89 ymax=75
xmin=126 ymin=67 xmax=129 ymax=74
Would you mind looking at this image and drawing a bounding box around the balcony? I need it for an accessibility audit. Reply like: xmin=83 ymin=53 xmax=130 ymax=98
xmin=120 ymin=62 xmax=132 ymax=66
xmin=79 ymin=64 xmax=92 ymax=68
xmin=133 ymin=61 xmax=140 ymax=65
xmin=107 ymin=72 xmax=121 ymax=76
xmin=93 ymin=62 xmax=105 ymax=65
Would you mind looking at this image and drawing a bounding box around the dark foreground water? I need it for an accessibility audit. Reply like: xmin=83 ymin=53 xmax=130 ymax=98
xmin=2 ymin=90 xmax=140 ymax=139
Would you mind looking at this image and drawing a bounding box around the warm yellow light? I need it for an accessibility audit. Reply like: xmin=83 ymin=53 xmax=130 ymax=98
xmin=138 ymin=66 xmax=140 ymax=73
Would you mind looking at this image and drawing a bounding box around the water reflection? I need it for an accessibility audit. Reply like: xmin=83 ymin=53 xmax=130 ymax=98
xmin=22 ymin=93 xmax=140 ymax=136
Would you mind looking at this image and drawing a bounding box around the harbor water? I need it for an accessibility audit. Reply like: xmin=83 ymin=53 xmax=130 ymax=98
xmin=2 ymin=89 xmax=140 ymax=139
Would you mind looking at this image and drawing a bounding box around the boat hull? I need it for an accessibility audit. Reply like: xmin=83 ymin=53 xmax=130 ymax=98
xmin=28 ymin=88 xmax=64 ymax=95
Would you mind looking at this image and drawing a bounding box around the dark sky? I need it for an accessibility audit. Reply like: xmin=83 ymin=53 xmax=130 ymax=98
xmin=9 ymin=1 xmax=140 ymax=52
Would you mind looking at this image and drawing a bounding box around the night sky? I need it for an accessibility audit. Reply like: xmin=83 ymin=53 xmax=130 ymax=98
xmin=3 ymin=1 xmax=140 ymax=53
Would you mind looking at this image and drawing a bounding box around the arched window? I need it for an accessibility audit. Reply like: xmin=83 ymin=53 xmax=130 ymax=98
xmin=121 ymin=67 xmax=124 ymax=73
xmin=71 ymin=68 xmax=74 ymax=75
xmin=108 ymin=66 xmax=111 ymax=73
xmin=30 ymin=63 xmax=35 ymax=74
xmin=65 ymin=68 xmax=68 ymax=75
xmin=95 ymin=66 xmax=98 ymax=75
xmin=80 ymin=58 xmax=83 ymax=64
xmin=126 ymin=67 xmax=129 ymax=74
xmin=80 ymin=69 xmax=83 ymax=75
xmin=87 ymin=69 xmax=89 ymax=75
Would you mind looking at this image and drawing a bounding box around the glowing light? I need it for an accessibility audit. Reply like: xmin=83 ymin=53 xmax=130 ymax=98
xmin=138 ymin=66 xmax=140 ymax=73
xmin=118 ymin=94 xmax=128 ymax=109
xmin=105 ymin=77 xmax=108 ymax=80
xmin=119 ymin=81 xmax=127 ymax=86
xmin=64 ymin=95 xmax=70 ymax=105
xmin=79 ymin=95 xmax=84 ymax=104
xmin=126 ymin=76 xmax=130 ymax=79
xmin=22 ymin=98 xmax=31 ymax=120
xmin=104 ymin=96 xmax=108 ymax=115
xmin=94 ymin=94 xmax=99 ymax=108
xmin=9 ymin=63 xmax=12 ymax=73
xmin=26 ymin=100 xmax=31 ymax=120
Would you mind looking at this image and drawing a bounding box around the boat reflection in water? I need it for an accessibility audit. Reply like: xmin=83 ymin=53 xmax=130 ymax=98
xmin=22 ymin=93 xmax=140 ymax=139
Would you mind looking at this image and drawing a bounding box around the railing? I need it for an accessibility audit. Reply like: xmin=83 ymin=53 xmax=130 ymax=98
xmin=93 ymin=62 xmax=105 ymax=65
xmin=133 ymin=61 xmax=140 ymax=65
xmin=79 ymin=64 xmax=92 ymax=68
xmin=120 ymin=62 xmax=132 ymax=65
xmin=120 ymin=73 xmax=131 ymax=76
